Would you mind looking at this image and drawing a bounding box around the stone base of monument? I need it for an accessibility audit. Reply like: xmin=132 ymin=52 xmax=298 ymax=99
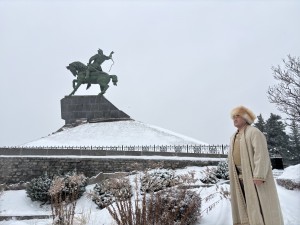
xmin=61 ymin=95 xmax=131 ymax=125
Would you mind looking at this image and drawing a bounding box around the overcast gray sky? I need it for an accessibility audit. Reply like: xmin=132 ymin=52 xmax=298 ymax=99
xmin=0 ymin=0 xmax=299 ymax=146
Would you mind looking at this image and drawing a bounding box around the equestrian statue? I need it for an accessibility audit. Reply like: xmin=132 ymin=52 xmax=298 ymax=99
xmin=66 ymin=49 xmax=117 ymax=96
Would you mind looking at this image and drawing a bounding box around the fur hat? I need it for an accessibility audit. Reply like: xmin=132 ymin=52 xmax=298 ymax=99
xmin=230 ymin=106 xmax=256 ymax=124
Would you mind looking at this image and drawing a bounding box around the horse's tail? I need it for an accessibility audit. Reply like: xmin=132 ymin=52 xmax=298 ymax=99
xmin=110 ymin=75 xmax=118 ymax=86
xmin=86 ymin=83 xmax=91 ymax=90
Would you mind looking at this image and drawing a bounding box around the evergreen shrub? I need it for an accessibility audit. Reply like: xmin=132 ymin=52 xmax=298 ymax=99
xmin=215 ymin=161 xmax=229 ymax=180
xmin=26 ymin=174 xmax=52 ymax=202
xmin=26 ymin=171 xmax=87 ymax=203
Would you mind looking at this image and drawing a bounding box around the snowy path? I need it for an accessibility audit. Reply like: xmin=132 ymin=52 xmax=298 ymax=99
xmin=277 ymin=185 xmax=300 ymax=225
xmin=0 ymin=190 xmax=51 ymax=216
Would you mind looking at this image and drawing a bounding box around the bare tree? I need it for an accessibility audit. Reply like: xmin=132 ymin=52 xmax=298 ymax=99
xmin=268 ymin=55 xmax=300 ymax=124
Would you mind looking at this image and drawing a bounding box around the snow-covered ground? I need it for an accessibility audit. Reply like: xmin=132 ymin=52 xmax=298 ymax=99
xmin=0 ymin=164 xmax=299 ymax=225
xmin=277 ymin=164 xmax=300 ymax=183
xmin=22 ymin=121 xmax=208 ymax=147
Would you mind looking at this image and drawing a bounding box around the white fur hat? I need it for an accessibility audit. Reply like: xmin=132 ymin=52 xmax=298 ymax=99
xmin=231 ymin=106 xmax=256 ymax=124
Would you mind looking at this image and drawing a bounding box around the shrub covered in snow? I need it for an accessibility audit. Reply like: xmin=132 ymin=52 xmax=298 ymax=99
xmin=276 ymin=179 xmax=300 ymax=190
xmin=147 ymin=188 xmax=201 ymax=225
xmin=26 ymin=174 xmax=53 ymax=202
xmin=215 ymin=160 xmax=229 ymax=180
xmin=92 ymin=177 xmax=132 ymax=209
xmin=107 ymin=177 xmax=201 ymax=225
xmin=56 ymin=171 xmax=87 ymax=200
xmin=49 ymin=172 xmax=87 ymax=225
xmin=200 ymin=167 xmax=218 ymax=184
xmin=140 ymin=169 xmax=180 ymax=193
xmin=276 ymin=164 xmax=300 ymax=190
xmin=26 ymin=171 xmax=87 ymax=203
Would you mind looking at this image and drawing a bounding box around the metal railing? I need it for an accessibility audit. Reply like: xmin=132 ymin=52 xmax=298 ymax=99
xmin=0 ymin=144 xmax=229 ymax=155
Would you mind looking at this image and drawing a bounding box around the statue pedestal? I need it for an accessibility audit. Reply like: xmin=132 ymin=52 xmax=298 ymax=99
xmin=61 ymin=95 xmax=131 ymax=125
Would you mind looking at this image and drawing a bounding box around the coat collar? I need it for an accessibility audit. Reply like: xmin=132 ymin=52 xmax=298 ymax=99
xmin=236 ymin=124 xmax=248 ymax=134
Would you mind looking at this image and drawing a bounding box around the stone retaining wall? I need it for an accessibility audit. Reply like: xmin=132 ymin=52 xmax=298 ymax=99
xmin=0 ymin=156 xmax=222 ymax=184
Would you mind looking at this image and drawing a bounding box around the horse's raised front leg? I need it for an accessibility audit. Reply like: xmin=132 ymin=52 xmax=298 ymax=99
xmin=69 ymin=80 xmax=82 ymax=96
xmin=72 ymin=79 xmax=77 ymax=89
xmin=98 ymin=84 xmax=109 ymax=95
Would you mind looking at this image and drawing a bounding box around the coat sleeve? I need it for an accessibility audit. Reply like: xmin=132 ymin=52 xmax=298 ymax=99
xmin=250 ymin=129 xmax=271 ymax=181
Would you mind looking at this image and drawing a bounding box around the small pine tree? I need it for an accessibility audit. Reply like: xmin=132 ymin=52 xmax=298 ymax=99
xmin=288 ymin=120 xmax=300 ymax=164
xmin=265 ymin=113 xmax=291 ymax=163
xmin=254 ymin=114 xmax=266 ymax=134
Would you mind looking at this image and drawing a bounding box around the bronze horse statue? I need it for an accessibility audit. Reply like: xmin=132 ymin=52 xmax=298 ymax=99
xmin=66 ymin=61 xmax=118 ymax=96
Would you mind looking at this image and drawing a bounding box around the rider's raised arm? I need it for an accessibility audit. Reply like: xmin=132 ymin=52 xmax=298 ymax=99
xmin=103 ymin=54 xmax=112 ymax=60
xmin=108 ymin=51 xmax=114 ymax=59
xmin=88 ymin=54 xmax=98 ymax=64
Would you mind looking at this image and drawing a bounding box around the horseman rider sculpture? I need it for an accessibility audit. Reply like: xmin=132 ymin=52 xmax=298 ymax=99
xmin=66 ymin=48 xmax=118 ymax=96
xmin=85 ymin=49 xmax=114 ymax=89
xmin=86 ymin=49 xmax=114 ymax=79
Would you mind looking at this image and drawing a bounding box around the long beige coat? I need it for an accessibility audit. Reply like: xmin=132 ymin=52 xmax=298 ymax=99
xmin=228 ymin=125 xmax=284 ymax=225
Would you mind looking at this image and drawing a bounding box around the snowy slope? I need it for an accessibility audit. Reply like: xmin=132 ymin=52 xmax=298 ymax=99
xmin=23 ymin=120 xmax=207 ymax=147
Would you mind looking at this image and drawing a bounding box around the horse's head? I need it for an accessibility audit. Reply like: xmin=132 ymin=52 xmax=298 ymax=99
xmin=67 ymin=61 xmax=88 ymax=77
xmin=66 ymin=65 xmax=77 ymax=77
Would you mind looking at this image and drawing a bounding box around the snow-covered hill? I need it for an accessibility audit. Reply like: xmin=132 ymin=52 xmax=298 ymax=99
xmin=23 ymin=120 xmax=207 ymax=147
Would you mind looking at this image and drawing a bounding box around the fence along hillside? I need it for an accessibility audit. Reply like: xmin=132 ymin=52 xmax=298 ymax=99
xmin=0 ymin=144 xmax=229 ymax=157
